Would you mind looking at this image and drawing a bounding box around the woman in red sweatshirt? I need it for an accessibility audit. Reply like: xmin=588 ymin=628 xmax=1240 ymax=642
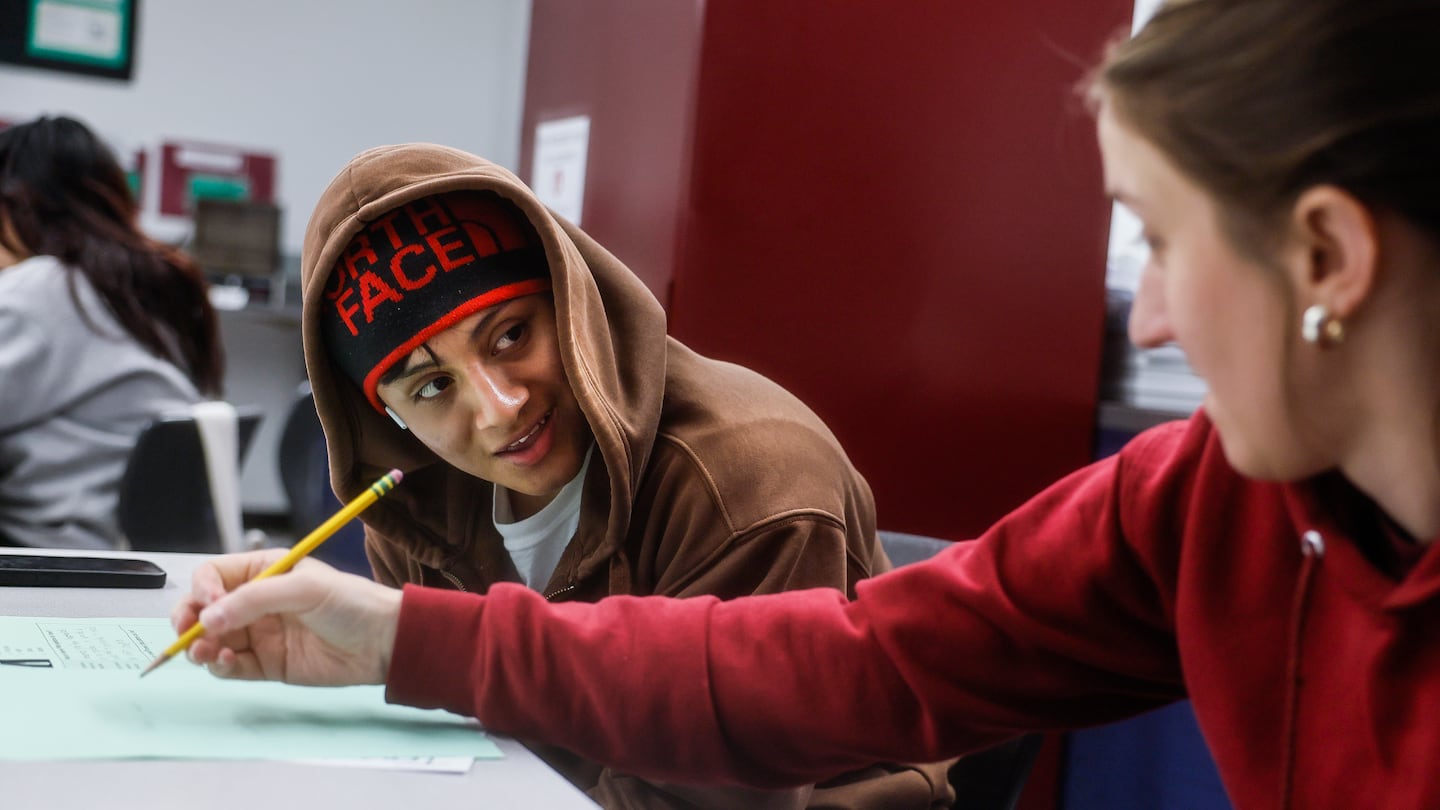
xmin=174 ymin=0 xmax=1440 ymax=806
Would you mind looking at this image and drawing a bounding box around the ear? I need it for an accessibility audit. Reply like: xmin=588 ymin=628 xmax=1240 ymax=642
xmin=1287 ymin=185 xmax=1379 ymax=319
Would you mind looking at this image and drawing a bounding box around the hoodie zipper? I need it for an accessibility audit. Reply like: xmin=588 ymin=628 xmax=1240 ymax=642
xmin=544 ymin=583 xmax=577 ymax=602
xmin=439 ymin=567 xmax=469 ymax=592
xmin=442 ymin=565 xmax=577 ymax=601
xmin=1280 ymin=530 xmax=1324 ymax=809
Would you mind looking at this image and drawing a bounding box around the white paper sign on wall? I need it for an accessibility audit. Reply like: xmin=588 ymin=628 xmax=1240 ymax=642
xmin=531 ymin=116 xmax=591 ymax=226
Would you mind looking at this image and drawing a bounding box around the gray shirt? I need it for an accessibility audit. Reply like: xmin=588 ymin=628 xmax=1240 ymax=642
xmin=0 ymin=255 xmax=201 ymax=549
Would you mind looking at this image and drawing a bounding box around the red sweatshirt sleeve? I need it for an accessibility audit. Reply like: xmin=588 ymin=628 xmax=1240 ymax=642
xmin=387 ymin=420 xmax=1199 ymax=788
xmin=387 ymin=582 xmax=758 ymax=782
xmin=386 ymin=580 xmax=909 ymax=787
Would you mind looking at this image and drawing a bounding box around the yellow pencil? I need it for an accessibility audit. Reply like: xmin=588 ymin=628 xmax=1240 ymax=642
xmin=139 ymin=468 xmax=404 ymax=678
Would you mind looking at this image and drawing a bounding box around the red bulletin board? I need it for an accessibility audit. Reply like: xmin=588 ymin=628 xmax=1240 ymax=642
xmin=158 ymin=140 xmax=276 ymax=216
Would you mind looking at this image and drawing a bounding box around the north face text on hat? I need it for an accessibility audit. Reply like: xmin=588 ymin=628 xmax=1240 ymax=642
xmin=325 ymin=196 xmax=532 ymax=337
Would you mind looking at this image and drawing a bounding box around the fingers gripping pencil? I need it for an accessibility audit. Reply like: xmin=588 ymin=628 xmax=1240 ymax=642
xmin=140 ymin=469 xmax=403 ymax=677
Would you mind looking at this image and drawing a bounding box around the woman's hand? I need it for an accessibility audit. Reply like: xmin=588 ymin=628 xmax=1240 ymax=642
xmin=169 ymin=549 xmax=402 ymax=686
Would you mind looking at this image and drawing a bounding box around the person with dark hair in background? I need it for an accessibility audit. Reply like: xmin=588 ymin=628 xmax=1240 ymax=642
xmin=172 ymin=0 xmax=1440 ymax=806
xmin=0 ymin=115 xmax=223 ymax=549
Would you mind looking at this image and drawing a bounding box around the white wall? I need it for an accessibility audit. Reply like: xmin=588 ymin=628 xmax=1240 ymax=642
xmin=0 ymin=0 xmax=532 ymax=256
xmin=1105 ymin=0 xmax=1164 ymax=294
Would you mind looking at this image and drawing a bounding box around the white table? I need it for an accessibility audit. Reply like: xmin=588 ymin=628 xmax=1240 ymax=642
xmin=0 ymin=547 xmax=597 ymax=810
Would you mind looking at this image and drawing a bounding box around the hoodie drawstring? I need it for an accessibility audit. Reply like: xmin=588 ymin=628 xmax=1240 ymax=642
xmin=1279 ymin=529 xmax=1324 ymax=809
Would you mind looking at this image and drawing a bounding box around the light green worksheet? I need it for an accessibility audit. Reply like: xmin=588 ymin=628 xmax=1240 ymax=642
xmin=0 ymin=617 xmax=501 ymax=761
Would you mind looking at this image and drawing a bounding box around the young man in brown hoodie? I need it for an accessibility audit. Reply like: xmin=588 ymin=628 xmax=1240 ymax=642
xmin=297 ymin=142 xmax=953 ymax=809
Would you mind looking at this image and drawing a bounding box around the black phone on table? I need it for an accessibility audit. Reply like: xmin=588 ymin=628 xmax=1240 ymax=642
xmin=0 ymin=555 xmax=167 ymax=588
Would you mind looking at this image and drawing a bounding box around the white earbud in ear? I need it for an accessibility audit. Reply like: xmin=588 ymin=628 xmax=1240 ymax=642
xmin=384 ymin=406 xmax=409 ymax=431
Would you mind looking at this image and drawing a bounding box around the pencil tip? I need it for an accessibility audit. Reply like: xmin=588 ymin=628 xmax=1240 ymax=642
xmin=139 ymin=654 xmax=168 ymax=679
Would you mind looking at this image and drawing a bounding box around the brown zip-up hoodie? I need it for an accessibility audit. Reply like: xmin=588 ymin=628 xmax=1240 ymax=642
xmin=300 ymin=144 xmax=954 ymax=809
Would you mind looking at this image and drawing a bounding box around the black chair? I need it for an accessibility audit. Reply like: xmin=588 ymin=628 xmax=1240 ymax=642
xmin=276 ymin=382 xmax=371 ymax=576
xmin=119 ymin=404 xmax=263 ymax=553
xmin=878 ymin=530 xmax=1046 ymax=810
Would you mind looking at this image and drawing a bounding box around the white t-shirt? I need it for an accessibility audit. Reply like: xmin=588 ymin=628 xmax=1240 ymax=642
xmin=492 ymin=445 xmax=594 ymax=591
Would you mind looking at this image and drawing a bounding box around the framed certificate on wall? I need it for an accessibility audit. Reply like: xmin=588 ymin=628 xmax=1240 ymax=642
xmin=0 ymin=0 xmax=137 ymax=81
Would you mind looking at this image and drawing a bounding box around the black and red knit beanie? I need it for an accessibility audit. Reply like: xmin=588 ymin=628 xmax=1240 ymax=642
xmin=319 ymin=191 xmax=551 ymax=412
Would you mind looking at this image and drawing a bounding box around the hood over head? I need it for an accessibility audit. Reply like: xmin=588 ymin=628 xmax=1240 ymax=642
xmin=318 ymin=190 xmax=551 ymax=413
xmin=300 ymin=143 xmax=668 ymax=571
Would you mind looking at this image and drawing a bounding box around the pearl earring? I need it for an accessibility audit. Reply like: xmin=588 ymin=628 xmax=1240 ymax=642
xmin=1301 ymin=304 xmax=1345 ymax=345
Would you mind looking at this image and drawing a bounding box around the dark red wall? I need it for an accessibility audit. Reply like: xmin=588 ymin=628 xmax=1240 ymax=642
xmin=673 ymin=2 xmax=1123 ymax=540
xmin=518 ymin=0 xmax=700 ymax=299
xmin=521 ymin=1 xmax=1128 ymax=542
